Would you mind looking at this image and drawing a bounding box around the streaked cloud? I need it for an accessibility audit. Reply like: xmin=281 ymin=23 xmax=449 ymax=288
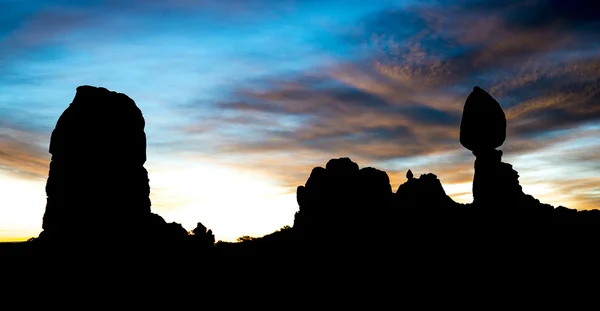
xmin=181 ymin=0 xmax=600 ymax=209
xmin=0 ymin=133 xmax=48 ymax=179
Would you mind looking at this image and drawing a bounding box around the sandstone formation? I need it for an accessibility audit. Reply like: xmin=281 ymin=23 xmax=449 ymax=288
xmin=459 ymin=86 xmax=506 ymax=152
xmin=460 ymin=86 xmax=550 ymax=210
xmin=191 ymin=222 xmax=216 ymax=249
xmin=395 ymin=171 xmax=457 ymax=208
xmin=293 ymin=158 xmax=392 ymax=233
xmin=41 ymin=85 xmax=151 ymax=241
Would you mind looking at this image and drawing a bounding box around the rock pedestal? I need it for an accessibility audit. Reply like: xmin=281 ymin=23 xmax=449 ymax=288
xmin=41 ymin=86 xmax=151 ymax=241
xmin=472 ymin=149 xmax=523 ymax=206
xmin=460 ymin=86 xmax=526 ymax=207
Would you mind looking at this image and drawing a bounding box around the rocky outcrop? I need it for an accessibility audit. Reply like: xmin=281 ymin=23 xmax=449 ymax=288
xmin=191 ymin=222 xmax=216 ymax=250
xmin=41 ymin=85 xmax=151 ymax=241
xmin=293 ymin=158 xmax=392 ymax=233
xmin=395 ymin=171 xmax=457 ymax=208
xmin=358 ymin=167 xmax=393 ymax=202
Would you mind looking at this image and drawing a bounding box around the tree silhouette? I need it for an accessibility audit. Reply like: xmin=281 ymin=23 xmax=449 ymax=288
xmin=236 ymin=236 xmax=256 ymax=243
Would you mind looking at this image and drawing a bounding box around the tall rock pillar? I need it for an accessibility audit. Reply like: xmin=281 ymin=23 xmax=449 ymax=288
xmin=460 ymin=86 xmax=508 ymax=207
xmin=41 ymin=85 xmax=151 ymax=241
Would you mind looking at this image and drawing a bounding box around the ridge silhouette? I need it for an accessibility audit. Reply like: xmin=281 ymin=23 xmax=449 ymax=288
xmin=2 ymin=84 xmax=600 ymax=264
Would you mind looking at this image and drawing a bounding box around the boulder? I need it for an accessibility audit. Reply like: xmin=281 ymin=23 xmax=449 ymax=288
xmin=459 ymin=86 xmax=506 ymax=151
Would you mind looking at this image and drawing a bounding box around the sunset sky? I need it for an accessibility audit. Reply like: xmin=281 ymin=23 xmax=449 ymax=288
xmin=1 ymin=0 xmax=599 ymax=242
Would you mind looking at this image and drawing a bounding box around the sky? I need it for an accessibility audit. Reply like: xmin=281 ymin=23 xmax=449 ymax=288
xmin=1 ymin=0 xmax=599 ymax=242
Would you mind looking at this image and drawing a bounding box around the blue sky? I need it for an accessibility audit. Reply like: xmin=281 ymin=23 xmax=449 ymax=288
xmin=1 ymin=0 xmax=600 ymax=241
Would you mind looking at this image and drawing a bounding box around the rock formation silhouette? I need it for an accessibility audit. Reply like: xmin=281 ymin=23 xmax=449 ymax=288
xmin=290 ymin=85 xmax=591 ymax=236
xmin=395 ymin=171 xmax=458 ymax=210
xmin=460 ymin=86 xmax=506 ymax=152
xmin=191 ymin=222 xmax=216 ymax=249
xmin=38 ymin=86 xmax=210 ymax=251
xmin=5 ymin=82 xmax=600 ymax=265
xmin=41 ymin=86 xmax=151 ymax=242
xmin=460 ymin=86 xmax=549 ymax=212
xmin=293 ymin=158 xmax=393 ymax=237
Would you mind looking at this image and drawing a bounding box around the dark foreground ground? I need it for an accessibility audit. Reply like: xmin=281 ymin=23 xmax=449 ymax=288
xmin=0 ymin=225 xmax=594 ymax=307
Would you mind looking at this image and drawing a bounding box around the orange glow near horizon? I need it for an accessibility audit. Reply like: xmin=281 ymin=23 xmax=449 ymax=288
xmin=1 ymin=158 xmax=597 ymax=243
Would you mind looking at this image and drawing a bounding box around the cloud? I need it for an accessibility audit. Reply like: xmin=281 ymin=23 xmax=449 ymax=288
xmin=1 ymin=0 xmax=599 ymax=213
xmin=210 ymin=0 xmax=600 ymax=147
xmin=0 ymin=101 xmax=51 ymax=179
xmin=0 ymin=0 xmax=305 ymax=53
xmin=0 ymin=128 xmax=49 ymax=179
xmin=170 ymin=0 xmax=600 ymax=210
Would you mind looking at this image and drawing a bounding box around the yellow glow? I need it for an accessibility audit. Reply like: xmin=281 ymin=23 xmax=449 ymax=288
xmin=0 ymin=172 xmax=46 ymax=241
xmin=148 ymin=161 xmax=297 ymax=242
xmin=0 ymin=158 xmax=598 ymax=243
xmin=444 ymin=182 xmax=474 ymax=204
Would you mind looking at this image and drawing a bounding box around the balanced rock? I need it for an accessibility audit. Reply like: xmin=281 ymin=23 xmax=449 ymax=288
xmin=41 ymin=85 xmax=151 ymax=240
xmin=459 ymin=86 xmax=506 ymax=152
